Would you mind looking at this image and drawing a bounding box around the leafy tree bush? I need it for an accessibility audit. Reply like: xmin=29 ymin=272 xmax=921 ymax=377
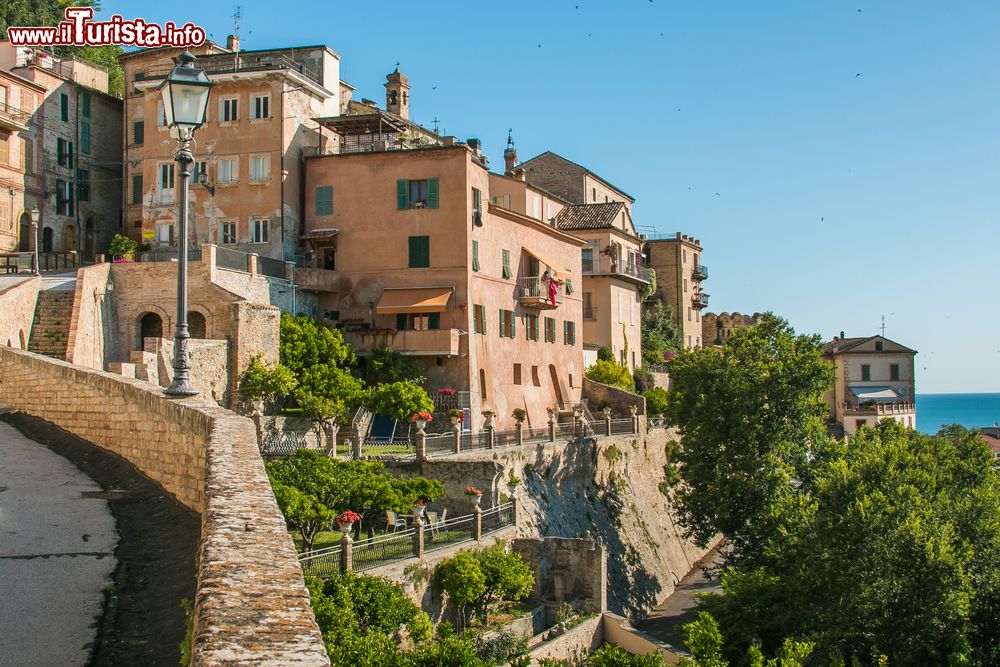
xmin=279 ymin=313 xmax=355 ymax=376
xmin=238 ymin=356 xmax=297 ymax=409
xmin=586 ymin=644 xmax=664 ymax=666
xmin=271 ymin=483 xmax=335 ymax=552
xmin=597 ymin=345 xmax=615 ymax=362
xmin=108 ymin=233 xmax=139 ymax=257
xmin=633 ymin=367 xmax=654 ymax=393
xmin=366 ymin=345 xmax=424 ymax=385
xmin=665 ymin=314 xmax=834 ymax=566
xmin=474 ymin=629 xmax=529 ymax=665
xmin=585 ymin=359 xmax=635 ymax=392
xmin=643 ymin=387 xmax=668 ymax=416
xmin=365 ymin=380 xmax=435 ymax=422
xmin=641 ymin=301 xmax=683 ymax=366
xmin=437 ymin=545 xmax=535 ymax=628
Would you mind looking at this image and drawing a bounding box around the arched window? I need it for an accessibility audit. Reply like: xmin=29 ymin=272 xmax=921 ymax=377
xmin=139 ymin=312 xmax=164 ymax=349
xmin=187 ymin=311 xmax=207 ymax=339
xmin=42 ymin=227 xmax=53 ymax=253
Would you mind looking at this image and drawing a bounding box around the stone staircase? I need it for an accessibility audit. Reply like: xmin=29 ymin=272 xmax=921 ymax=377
xmin=108 ymin=350 xmax=160 ymax=386
xmin=28 ymin=290 xmax=76 ymax=360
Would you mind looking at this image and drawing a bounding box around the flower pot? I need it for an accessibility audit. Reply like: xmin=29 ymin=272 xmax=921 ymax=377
xmin=471 ymin=493 xmax=482 ymax=507
xmin=339 ymin=521 xmax=353 ymax=536
xmin=413 ymin=505 xmax=425 ymax=519
xmin=252 ymin=399 xmax=264 ymax=414
xmin=450 ymin=416 xmax=461 ymax=427
xmin=415 ymin=419 xmax=428 ymax=431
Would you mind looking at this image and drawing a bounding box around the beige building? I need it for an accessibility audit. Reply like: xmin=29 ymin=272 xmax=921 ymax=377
xmin=645 ymin=233 xmax=708 ymax=350
xmin=304 ymin=140 xmax=584 ymax=430
xmin=822 ymin=334 xmax=917 ymax=435
xmin=0 ymin=68 xmax=45 ymax=253
xmin=120 ymin=37 xmax=341 ymax=261
xmin=1 ymin=43 xmax=122 ymax=259
xmin=513 ymin=149 xmax=647 ymax=370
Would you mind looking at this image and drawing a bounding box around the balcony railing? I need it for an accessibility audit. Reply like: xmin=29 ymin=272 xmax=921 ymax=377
xmin=0 ymin=101 xmax=31 ymax=130
xmin=692 ymin=263 xmax=709 ymax=280
xmin=139 ymin=51 xmax=323 ymax=86
xmin=294 ymin=266 xmax=337 ymax=293
xmin=346 ymin=328 xmax=461 ymax=357
xmin=582 ymin=256 xmax=651 ymax=284
xmin=692 ymin=292 xmax=710 ymax=309
xmin=843 ymin=401 xmax=915 ymax=416
xmin=517 ymin=276 xmax=565 ymax=310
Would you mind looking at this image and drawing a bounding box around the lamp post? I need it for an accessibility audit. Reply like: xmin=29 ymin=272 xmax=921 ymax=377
xmin=159 ymin=51 xmax=213 ymax=397
xmin=29 ymin=206 xmax=40 ymax=275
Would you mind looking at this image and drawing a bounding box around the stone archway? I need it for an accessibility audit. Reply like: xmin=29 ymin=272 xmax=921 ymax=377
xmin=63 ymin=223 xmax=76 ymax=252
xmin=187 ymin=311 xmax=207 ymax=339
xmin=138 ymin=312 xmax=164 ymax=350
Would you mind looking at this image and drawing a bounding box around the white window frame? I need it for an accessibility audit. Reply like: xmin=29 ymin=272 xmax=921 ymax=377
xmin=157 ymin=222 xmax=175 ymax=244
xmin=156 ymin=100 xmax=167 ymax=127
xmin=220 ymin=96 xmax=239 ymax=123
xmin=251 ymin=93 xmax=270 ymax=120
xmin=218 ymin=156 xmax=238 ymax=183
xmin=157 ymin=162 xmax=175 ymax=204
xmin=532 ymin=195 xmax=541 ymax=220
xmin=251 ymin=217 xmax=269 ymax=244
xmin=220 ymin=219 xmax=237 ymax=245
xmin=249 ymin=154 xmax=270 ymax=182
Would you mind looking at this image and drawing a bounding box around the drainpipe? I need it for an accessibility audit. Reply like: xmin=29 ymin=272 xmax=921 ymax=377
xmin=75 ymin=86 xmax=81 ymax=255
xmin=279 ymin=82 xmax=285 ymax=259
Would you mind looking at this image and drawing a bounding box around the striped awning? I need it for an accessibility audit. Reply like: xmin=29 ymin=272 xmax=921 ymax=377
xmin=375 ymin=287 xmax=453 ymax=315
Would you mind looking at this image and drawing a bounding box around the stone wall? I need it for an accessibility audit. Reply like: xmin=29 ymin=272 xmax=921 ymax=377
xmin=513 ymin=536 xmax=608 ymax=616
xmin=66 ymin=262 xmax=116 ymax=369
xmin=385 ymin=429 xmax=713 ymax=619
xmin=0 ymin=347 xmax=328 ymax=665
xmin=528 ymin=615 xmax=603 ymax=665
xmin=149 ymin=337 xmax=231 ymax=406
xmin=602 ymin=613 xmax=681 ymax=662
xmin=0 ymin=276 xmax=39 ymax=350
xmin=583 ymin=376 xmax=646 ymax=416
xmin=230 ymin=301 xmax=281 ymax=405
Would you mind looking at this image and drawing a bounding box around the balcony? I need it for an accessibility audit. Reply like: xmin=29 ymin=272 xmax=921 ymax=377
xmin=582 ymin=256 xmax=651 ymax=285
xmin=139 ymin=51 xmax=323 ymax=87
xmin=294 ymin=266 xmax=338 ymax=293
xmin=345 ymin=328 xmax=461 ymax=357
xmin=692 ymin=263 xmax=709 ymax=280
xmin=843 ymin=401 xmax=915 ymax=417
xmin=0 ymin=101 xmax=31 ymax=131
xmin=517 ymin=276 xmax=565 ymax=310
xmin=692 ymin=292 xmax=710 ymax=309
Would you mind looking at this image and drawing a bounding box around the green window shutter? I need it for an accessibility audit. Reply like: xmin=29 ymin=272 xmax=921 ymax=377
xmin=408 ymin=236 xmax=430 ymax=268
xmin=134 ymin=121 xmax=144 ymax=145
xmin=315 ymin=186 xmax=334 ymax=215
xmin=60 ymin=94 xmax=68 ymax=121
xmin=428 ymin=313 xmax=440 ymax=330
xmin=499 ymin=309 xmax=505 ymax=337
xmin=132 ymin=175 xmax=142 ymax=204
xmin=397 ymin=179 xmax=409 ymax=210
xmin=427 ymin=177 xmax=439 ymax=209
xmin=396 ymin=314 xmax=407 ymax=330
xmin=81 ymin=122 xmax=91 ymax=154
xmin=472 ymin=240 xmax=480 ymax=272
xmin=510 ymin=311 xmax=516 ymax=338
xmin=81 ymin=92 xmax=91 ymax=118
xmin=56 ymin=138 xmax=64 ymax=166
xmin=565 ymin=279 xmax=574 ymax=295
xmin=502 ymin=249 xmax=511 ymax=279
xmin=563 ymin=321 xmax=568 ymax=344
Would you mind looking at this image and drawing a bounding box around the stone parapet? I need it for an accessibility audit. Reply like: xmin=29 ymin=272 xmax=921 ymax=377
xmin=0 ymin=347 xmax=328 ymax=665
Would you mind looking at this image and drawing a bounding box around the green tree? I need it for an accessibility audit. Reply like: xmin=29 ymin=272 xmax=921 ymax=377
xmin=641 ymin=301 xmax=683 ymax=366
xmin=279 ymin=313 xmax=355 ymax=376
xmin=587 ymin=644 xmax=664 ymax=666
xmin=597 ymin=345 xmax=615 ymax=362
xmin=438 ymin=551 xmax=486 ymax=630
xmin=239 ymin=356 xmax=297 ymax=410
xmin=364 ymin=380 xmax=434 ymax=422
xmin=643 ymin=387 xmax=668 ymax=416
xmin=475 ymin=544 xmax=535 ymax=621
xmin=665 ymin=314 xmax=834 ymax=566
xmin=586 ymin=359 xmax=635 ymax=393
xmin=366 ymin=345 xmax=424 ymax=385
xmin=271 ymin=483 xmax=335 ymax=553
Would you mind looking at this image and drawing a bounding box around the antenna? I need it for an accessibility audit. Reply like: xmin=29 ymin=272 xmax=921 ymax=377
xmin=880 ymin=315 xmax=886 ymax=337
xmin=432 ymin=117 xmax=440 ymax=134
xmin=232 ymin=5 xmax=242 ymax=46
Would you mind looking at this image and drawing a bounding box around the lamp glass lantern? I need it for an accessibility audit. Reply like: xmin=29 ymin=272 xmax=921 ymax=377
xmin=29 ymin=206 xmax=40 ymax=225
xmin=158 ymin=52 xmax=213 ymax=132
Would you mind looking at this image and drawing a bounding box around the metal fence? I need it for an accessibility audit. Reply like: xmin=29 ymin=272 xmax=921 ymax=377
xmin=610 ymin=418 xmax=635 ymax=436
xmin=458 ymin=430 xmax=490 ymax=452
xmin=257 ymin=255 xmax=288 ymax=279
xmin=424 ymin=512 xmax=476 ymax=554
xmin=555 ymin=422 xmax=576 ymax=438
xmin=136 ymin=248 xmax=202 ymax=263
xmin=480 ymin=502 xmax=515 ymax=535
xmin=424 ymin=432 xmax=456 ymax=457
xmin=259 ymin=431 xmax=308 ymax=459
xmin=216 ymin=246 xmax=250 ymax=272
xmin=492 ymin=428 xmax=519 ymax=448
xmin=299 ymin=544 xmax=343 ymax=578
xmin=352 ymin=529 xmax=417 ymax=572
xmin=361 ymin=437 xmax=415 ymax=460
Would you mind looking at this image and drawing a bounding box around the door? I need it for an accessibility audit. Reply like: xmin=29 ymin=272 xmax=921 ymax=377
xmin=17 ymin=213 xmax=30 ymax=251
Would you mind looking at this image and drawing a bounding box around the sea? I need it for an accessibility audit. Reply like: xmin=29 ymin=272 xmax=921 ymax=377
xmin=916 ymin=393 xmax=1000 ymax=435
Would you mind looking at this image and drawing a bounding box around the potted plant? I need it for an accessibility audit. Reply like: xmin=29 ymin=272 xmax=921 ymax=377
xmin=464 ymin=485 xmax=483 ymax=507
xmin=481 ymin=409 xmax=495 ymax=428
xmin=629 ymin=405 xmax=638 ymax=416
xmin=412 ymin=498 xmax=427 ymax=519
xmin=546 ymin=406 xmax=557 ymax=421
xmin=512 ymin=408 xmax=527 ymax=423
xmin=448 ymin=408 xmax=465 ymax=427
xmin=411 ymin=411 xmax=434 ymax=431
xmin=602 ymin=406 xmax=613 ymax=418
xmin=336 ymin=509 xmax=360 ymax=537
xmin=507 ymin=475 xmax=521 ymax=493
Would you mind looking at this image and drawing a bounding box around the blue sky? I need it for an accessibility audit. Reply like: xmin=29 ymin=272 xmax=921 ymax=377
xmin=101 ymin=1 xmax=1000 ymax=393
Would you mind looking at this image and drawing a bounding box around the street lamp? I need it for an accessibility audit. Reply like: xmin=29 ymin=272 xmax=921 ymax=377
xmin=158 ymin=51 xmax=213 ymax=397
xmin=29 ymin=206 xmax=40 ymax=275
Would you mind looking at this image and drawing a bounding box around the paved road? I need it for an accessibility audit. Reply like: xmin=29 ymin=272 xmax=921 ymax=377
xmin=0 ymin=420 xmax=117 ymax=666
xmin=635 ymin=548 xmax=724 ymax=651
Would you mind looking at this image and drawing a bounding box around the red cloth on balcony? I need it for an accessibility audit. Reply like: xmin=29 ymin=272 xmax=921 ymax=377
xmin=543 ymin=274 xmax=564 ymax=307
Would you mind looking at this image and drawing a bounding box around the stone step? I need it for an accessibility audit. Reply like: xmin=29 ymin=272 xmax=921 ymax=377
xmin=108 ymin=362 xmax=137 ymax=378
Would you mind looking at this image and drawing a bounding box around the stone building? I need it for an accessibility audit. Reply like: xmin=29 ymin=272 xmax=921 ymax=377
xmin=0 ymin=43 xmax=122 ymax=259
xmin=701 ymin=311 xmax=763 ymax=347
xmin=304 ymin=141 xmax=584 ymax=430
xmin=645 ymin=233 xmax=708 ymax=349
xmin=0 ymin=68 xmax=45 ymax=253
xmin=119 ymin=37 xmax=341 ymax=261
xmin=513 ymin=149 xmax=647 ymax=369
xmin=822 ymin=333 xmax=917 ymax=435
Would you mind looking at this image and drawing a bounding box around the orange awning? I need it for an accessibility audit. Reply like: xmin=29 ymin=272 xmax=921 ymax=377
xmin=525 ymin=247 xmax=572 ymax=280
xmin=375 ymin=287 xmax=453 ymax=315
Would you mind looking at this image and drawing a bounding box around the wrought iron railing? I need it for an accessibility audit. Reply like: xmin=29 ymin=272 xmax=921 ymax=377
xmin=298 ymin=543 xmax=343 ymax=578
xmin=257 ymin=255 xmax=287 ymax=280
xmin=424 ymin=432 xmax=456 ymax=457
xmin=610 ymin=418 xmax=635 ymax=436
xmin=259 ymin=431 xmax=308 ymax=459
xmin=479 ymin=502 xmax=515 ymax=535
xmin=424 ymin=513 xmax=476 ymax=553
xmin=352 ymin=528 xmax=417 ymax=572
xmin=140 ymin=51 xmax=323 ymax=86
xmin=582 ymin=256 xmax=651 ymax=283
xmin=216 ymin=246 xmax=250 ymax=272
xmin=361 ymin=437 xmax=415 ymax=460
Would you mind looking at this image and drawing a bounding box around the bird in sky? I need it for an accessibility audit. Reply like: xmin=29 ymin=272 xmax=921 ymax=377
xmin=856 ymin=73 xmax=862 ymax=77
xmin=715 ymin=192 xmax=721 ymax=196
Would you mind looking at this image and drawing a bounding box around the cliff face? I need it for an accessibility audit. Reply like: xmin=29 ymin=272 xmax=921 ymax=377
xmin=386 ymin=427 xmax=714 ymax=619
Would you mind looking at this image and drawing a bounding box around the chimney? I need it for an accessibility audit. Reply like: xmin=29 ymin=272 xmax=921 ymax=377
xmin=840 ymin=330 xmax=845 ymax=339
xmin=226 ymin=34 xmax=240 ymax=52
xmin=467 ymin=138 xmax=481 ymax=155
